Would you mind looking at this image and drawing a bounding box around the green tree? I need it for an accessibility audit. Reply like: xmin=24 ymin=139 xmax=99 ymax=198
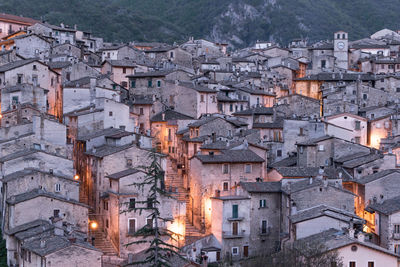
xmin=0 ymin=229 xmax=7 ymax=267
xmin=126 ymin=151 xmax=182 ymax=267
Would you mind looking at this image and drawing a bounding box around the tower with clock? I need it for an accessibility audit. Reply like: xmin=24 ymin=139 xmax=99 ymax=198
xmin=334 ymin=31 xmax=349 ymax=70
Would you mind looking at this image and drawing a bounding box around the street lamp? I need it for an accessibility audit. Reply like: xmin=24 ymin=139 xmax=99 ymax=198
xmin=74 ymin=174 xmax=79 ymax=181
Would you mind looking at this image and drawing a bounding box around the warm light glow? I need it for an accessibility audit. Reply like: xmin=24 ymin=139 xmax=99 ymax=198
xmin=168 ymin=219 xmax=185 ymax=238
xmin=74 ymin=174 xmax=79 ymax=181
xmin=90 ymin=221 xmax=98 ymax=230
xmin=370 ymin=134 xmax=384 ymax=149
xmin=0 ymin=114 xmax=2 ymax=119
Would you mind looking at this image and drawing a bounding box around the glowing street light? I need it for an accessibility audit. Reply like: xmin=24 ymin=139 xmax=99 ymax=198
xmin=90 ymin=221 xmax=98 ymax=230
xmin=74 ymin=174 xmax=79 ymax=181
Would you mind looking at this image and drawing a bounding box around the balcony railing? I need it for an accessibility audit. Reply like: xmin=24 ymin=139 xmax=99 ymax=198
xmin=223 ymin=230 xmax=245 ymax=239
xmin=227 ymin=217 xmax=244 ymax=221
xmin=392 ymin=233 xmax=400 ymax=240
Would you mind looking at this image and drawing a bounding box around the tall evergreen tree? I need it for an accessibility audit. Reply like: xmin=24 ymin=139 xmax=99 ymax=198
xmin=0 ymin=229 xmax=7 ymax=267
xmin=126 ymin=151 xmax=182 ymax=267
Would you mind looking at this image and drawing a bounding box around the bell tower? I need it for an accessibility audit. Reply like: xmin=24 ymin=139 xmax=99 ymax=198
xmin=334 ymin=31 xmax=349 ymax=70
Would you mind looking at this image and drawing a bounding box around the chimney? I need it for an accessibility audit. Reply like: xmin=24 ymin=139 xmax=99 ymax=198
xmin=348 ymin=228 xmax=355 ymax=238
xmin=357 ymin=232 xmax=365 ymax=242
xmin=161 ymin=113 xmax=165 ymax=121
xmin=309 ymin=177 xmax=313 ymax=185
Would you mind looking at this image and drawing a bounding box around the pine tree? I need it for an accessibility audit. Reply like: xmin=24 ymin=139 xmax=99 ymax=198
xmin=125 ymin=150 xmax=183 ymax=267
xmin=0 ymin=229 xmax=7 ymax=267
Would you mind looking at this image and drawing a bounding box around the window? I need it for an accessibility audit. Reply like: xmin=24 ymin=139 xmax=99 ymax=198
xmin=53 ymin=209 xmax=60 ymax=217
xmin=128 ymin=218 xmax=136 ymax=234
xmin=352 ymin=90 xmax=356 ymax=95
xmin=55 ymin=183 xmax=61 ymax=192
xmin=121 ymin=81 xmax=128 ymax=87
xmin=131 ymin=80 xmax=136 ymax=88
xmin=245 ymin=164 xmax=252 ymax=173
xmin=261 ymin=220 xmax=268 ymax=233
xmin=170 ymin=51 xmax=174 ymax=58
xmin=223 ymin=164 xmax=229 ymax=174
xmin=157 ymin=80 xmax=161 ymax=87
xmin=355 ymin=137 xmax=361 ymax=144
xmin=139 ymin=108 xmax=144 ymax=115
xmin=318 ymin=145 xmax=325 ymax=151
xmin=230 ymin=104 xmax=233 ymax=112
xmin=109 ymin=111 xmax=113 ymax=116
xmin=232 ymin=247 xmax=239 ymax=256
xmin=200 ymin=94 xmax=205 ymax=102
xmin=17 ymin=74 xmax=23 ymax=84
xmin=232 ymin=222 xmax=238 ymax=235
xmin=395 ymin=244 xmax=400 ymax=255
xmin=277 ymin=150 xmax=282 ymax=157
xmin=368 ymin=262 xmax=374 ymax=267
xmin=223 ymin=182 xmax=229 ymax=191
xmin=232 ymin=205 xmax=238 ymax=218
xmin=321 ymin=60 xmax=326 ymax=69
xmin=195 ymin=129 xmax=199 ymax=137
xmin=123 ymin=67 xmax=126 ymax=74
xmin=104 ymin=201 xmax=108 ymax=210
xmin=349 ymin=262 xmax=356 ymax=267
xmin=397 ymin=88 xmax=400 ymax=93
xmin=355 ymin=121 xmax=361 ymax=130
xmin=148 ymin=80 xmax=152 ymax=87
xmin=394 ymin=224 xmax=400 ymax=233
xmin=299 ymin=127 xmax=304 ymax=136
xmin=33 ymin=64 xmax=37 ymax=70
xmin=106 ymin=219 xmax=109 ymax=228
xmin=363 ymin=94 xmax=367 ymax=100
xmin=259 ymin=199 xmax=266 ymax=208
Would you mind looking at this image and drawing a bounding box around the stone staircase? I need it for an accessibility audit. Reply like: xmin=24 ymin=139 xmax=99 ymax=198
xmin=184 ymin=218 xmax=206 ymax=246
xmin=89 ymin=215 xmax=118 ymax=256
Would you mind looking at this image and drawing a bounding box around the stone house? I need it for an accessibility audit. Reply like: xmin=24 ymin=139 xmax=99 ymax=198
xmin=232 ymin=106 xmax=275 ymax=129
xmin=0 ymin=115 xmax=67 ymax=157
xmin=51 ymin=42 xmax=81 ymax=59
xmin=4 ymin=188 xmax=88 ymax=232
xmin=14 ymin=33 xmax=51 ymax=60
xmin=295 ymin=229 xmax=400 ymax=267
xmin=64 ymin=97 xmax=135 ymax=142
xmin=28 ymin=22 xmax=76 ymax=45
xmin=368 ymin=195 xmax=400 ymax=255
xmin=0 ymin=149 xmax=74 ymax=177
xmin=289 ymin=205 xmax=362 ymax=240
xmin=100 ymin=44 xmax=138 ymax=62
xmin=344 ymin=169 xmax=400 ymax=232
xmin=162 ymin=81 xmax=218 ymax=118
xmin=188 ymin=149 xmax=265 ymax=231
xmin=275 ymin=94 xmax=321 ymax=118
xmin=104 ymin=168 xmax=185 ymax=257
xmin=127 ymin=70 xmax=191 ymax=97
xmin=325 ymin=113 xmax=368 ymax=145
xmin=238 ymin=181 xmax=289 ymax=256
xmin=150 ymin=109 xmax=194 ymax=158
xmin=0 ymin=58 xmax=62 ymax=120
xmin=1 ymin=168 xmax=79 ymax=203
xmin=20 ymin=234 xmax=102 ymax=267
xmin=0 ymin=13 xmax=38 ymax=39
xmin=285 ymin=178 xmax=355 ymax=213
xmin=63 ymin=77 xmax=123 ymax=114
xmin=101 ymin=59 xmax=136 ymax=87
xmin=0 ymin=84 xmax=47 ymax=120
xmin=210 ymin=196 xmax=251 ymax=261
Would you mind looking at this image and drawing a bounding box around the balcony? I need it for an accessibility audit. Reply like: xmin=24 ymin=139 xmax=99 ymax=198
xmin=392 ymin=233 xmax=400 ymax=240
xmin=223 ymin=230 xmax=245 ymax=239
xmin=227 ymin=217 xmax=244 ymax=221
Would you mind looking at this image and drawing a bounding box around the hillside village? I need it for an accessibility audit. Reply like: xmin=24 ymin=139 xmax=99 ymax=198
xmin=2 ymin=12 xmax=400 ymax=267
